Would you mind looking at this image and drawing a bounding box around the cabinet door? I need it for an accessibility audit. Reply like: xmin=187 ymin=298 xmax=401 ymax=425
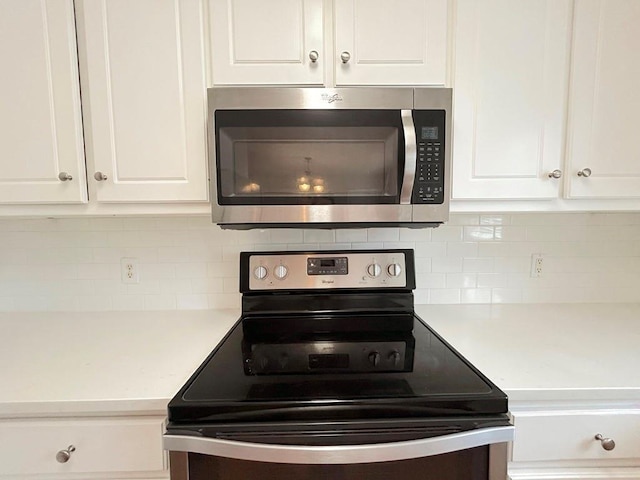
xmin=0 ymin=0 xmax=87 ymax=204
xmin=566 ymin=0 xmax=640 ymax=198
xmin=334 ymin=0 xmax=447 ymax=86
xmin=76 ymin=0 xmax=208 ymax=203
xmin=210 ymin=0 xmax=324 ymax=85
xmin=451 ymin=0 xmax=572 ymax=200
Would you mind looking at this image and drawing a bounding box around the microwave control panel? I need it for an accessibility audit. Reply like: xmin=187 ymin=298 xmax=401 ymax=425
xmin=412 ymin=110 xmax=446 ymax=204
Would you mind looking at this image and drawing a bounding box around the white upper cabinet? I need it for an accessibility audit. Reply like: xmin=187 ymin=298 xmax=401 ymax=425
xmin=0 ymin=0 xmax=87 ymax=204
xmin=209 ymin=0 xmax=449 ymax=86
xmin=75 ymin=0 xmax=208 ymax=203
xmin=210 ymin=0 xmax=324 ymax=85
xmin=334 ymin=0 xmax=447 ymax=86
xmin=566 ymin=0 xmax=640 ymax=199
xmin=451 ymin=0 xmax=572 ymax=200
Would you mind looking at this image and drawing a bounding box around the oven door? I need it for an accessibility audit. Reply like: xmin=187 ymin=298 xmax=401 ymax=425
xmin=166 ymin=427 xmax=513 ymax=480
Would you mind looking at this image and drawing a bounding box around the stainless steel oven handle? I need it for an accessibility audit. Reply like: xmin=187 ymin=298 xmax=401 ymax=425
xmin=164 ymin=426 xmax=514 ymax=465
xmin=400 ymin=110 xmax=417 ymax=205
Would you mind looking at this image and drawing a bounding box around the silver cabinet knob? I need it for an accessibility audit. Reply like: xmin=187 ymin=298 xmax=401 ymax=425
xmin=55 ymin=445 xmax=76 ymax=463
xmin=58 ymin=172 xmax=73 ymax=182
xmin=309 ymin=50 xmax=319 ymax=63
xmin=340 ymin=51 xmax=351 ymax=64
xmin=548 ymin=169 xmax=562 ymax=179
xmin=577 ymin=168 xmax=592 ymax=177
xmin=94 ymin=171 xmax=108 ymax=181
xmin=595 ymin=434 xmax=615 ymax=451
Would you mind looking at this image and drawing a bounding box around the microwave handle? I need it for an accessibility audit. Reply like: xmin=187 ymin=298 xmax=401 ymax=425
xmin=400 ymin=110 xmax=417 ymax=204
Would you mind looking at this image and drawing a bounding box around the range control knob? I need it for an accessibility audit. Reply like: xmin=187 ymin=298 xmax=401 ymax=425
xmin=368 ymin=351 xmax=381 ymax=367
xmin=387 ymin=263 xmax=403 ymax=277
xmin=274 ymin=265 xmax=289 ymax=280
xmin=367 ymin=263 xmax=382 ymax=277
xmin=253 ymin=265 xmax=268 ymax=280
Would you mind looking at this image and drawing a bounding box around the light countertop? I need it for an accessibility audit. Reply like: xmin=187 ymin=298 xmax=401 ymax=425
xmin=416 ymin=304 xmax=640 ymax=404
xmin=1 ymin=304 xmax=639 ymax=418
xmin=0 ymin=310 xmax=239 ymax=417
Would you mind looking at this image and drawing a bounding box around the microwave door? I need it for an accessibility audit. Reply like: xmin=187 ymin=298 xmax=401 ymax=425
xmin=400 ymin=110 xmax=417 ymax=205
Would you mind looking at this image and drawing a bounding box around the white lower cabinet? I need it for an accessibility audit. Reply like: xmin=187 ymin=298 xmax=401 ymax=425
xmin=509 ymin=407 xmax=640 ymax=480
xmin=0 ymin=416 xmax=168 ymax=479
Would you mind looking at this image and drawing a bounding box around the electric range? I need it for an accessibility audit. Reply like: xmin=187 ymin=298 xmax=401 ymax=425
xmin=165 ymin=250 xmax=512 ymax=466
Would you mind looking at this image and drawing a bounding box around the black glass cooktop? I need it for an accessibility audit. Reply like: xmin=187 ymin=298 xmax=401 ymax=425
xmin=167 ymin=315 xmax=507 ymax=425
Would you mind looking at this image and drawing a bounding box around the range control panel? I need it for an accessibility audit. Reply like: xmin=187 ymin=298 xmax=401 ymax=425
xmin=412 ymin=110 xmax=446 ymax=205
xmin=244 ymin=250 xmax=413 ymax=291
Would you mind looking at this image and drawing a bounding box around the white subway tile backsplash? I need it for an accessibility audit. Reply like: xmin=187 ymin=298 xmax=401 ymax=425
xmin=303 ymin=229 xmax=335 ymax=243
xmin=445 ymin=273 xmax=477 ymax=289
xmin=336 ymin=229 xmax=368 ymax=243
xmin=461 ymin=288 xmax=491 ymax=304
xmin=431 ymin=226 xmax=463 ymax=242
xmin=367 ymin=228 xmax=400 ymax=242
xmin=430 ymin=289 xmax=462 ymax=304
xmin=176 ymin=294 xmax=209 ymax=310
xmin=0 ymin=212 xmax=638 ymax=311
xmin=431 ymin=257 xmax=463 ymax=273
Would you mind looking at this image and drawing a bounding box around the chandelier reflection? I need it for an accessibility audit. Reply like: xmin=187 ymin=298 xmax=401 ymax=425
xmin=297 ymin=157 xmax=325 ymax=193
xmin=241 ymin=181 xmax=261 ymax=193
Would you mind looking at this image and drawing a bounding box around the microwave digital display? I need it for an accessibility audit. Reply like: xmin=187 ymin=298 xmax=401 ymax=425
xmin=421 ymin=126 xmax=439 ymax=140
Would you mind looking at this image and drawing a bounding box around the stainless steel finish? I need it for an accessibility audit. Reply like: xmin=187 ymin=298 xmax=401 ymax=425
xmin=58 ymin=172 xmax=73 ymax=181
xmin=208 ymin=87 xmax=452 ymax=227
xmin=169 ymin=451 xmax=189 ymax=480
xmin=488 ymin=442 xmax=509 ymax=480
xmin=217 ymin=204 xmax=416 ymax=225
xmin=164 ymin=426 xmax=514 ymax=464
xmin=55 ymin=445 xmax=76 ymax=463
xmin=210 ymin=87 xmax=414 ymax=110
xmin=248 ymin=251 xmax=407 ymax=290
xmin=340 ymin=51 xmax=351 ymax=63
xmin=309 ymin=50 xmax=319 ymax=63
xmin=595 ymin=433 xmax=616 ymax=451
xmin=577 ymin=168 xmax=592 ymax=177
xmin=400 ymin=110 xmax=417 ymax=204
xmin=548 ymin=169 xmax=562 ymax=179
xmin=94 ymin=171 xmax=108 ymax=181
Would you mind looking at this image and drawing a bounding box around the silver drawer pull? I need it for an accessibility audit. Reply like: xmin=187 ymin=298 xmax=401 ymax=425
xmin=577 ymin=168 xmax=592 ymax=177
xmin=595 ymin=433 xmax=615 ymax=451
xmin=55 ymin=445 xmax=76 ymax=463
xmin=58 ymin=172 xmax=73 ymax=182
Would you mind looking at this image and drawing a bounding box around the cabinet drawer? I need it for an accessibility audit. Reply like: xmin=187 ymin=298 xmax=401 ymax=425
xmin=0 ymin=416 xmax=167 ymax=476
xmin=511 ymin=410 xmax=640 ymax=462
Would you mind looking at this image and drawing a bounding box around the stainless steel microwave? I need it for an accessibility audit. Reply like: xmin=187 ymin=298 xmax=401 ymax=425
xmin=208 ymin=87 xmax=452 ymax=229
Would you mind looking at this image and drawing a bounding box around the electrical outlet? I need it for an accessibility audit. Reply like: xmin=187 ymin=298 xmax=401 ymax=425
xmin=530 ymin=254 xmax=544 ymax=278
xmin=121 ymin=257 xmax=139 ymax=284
